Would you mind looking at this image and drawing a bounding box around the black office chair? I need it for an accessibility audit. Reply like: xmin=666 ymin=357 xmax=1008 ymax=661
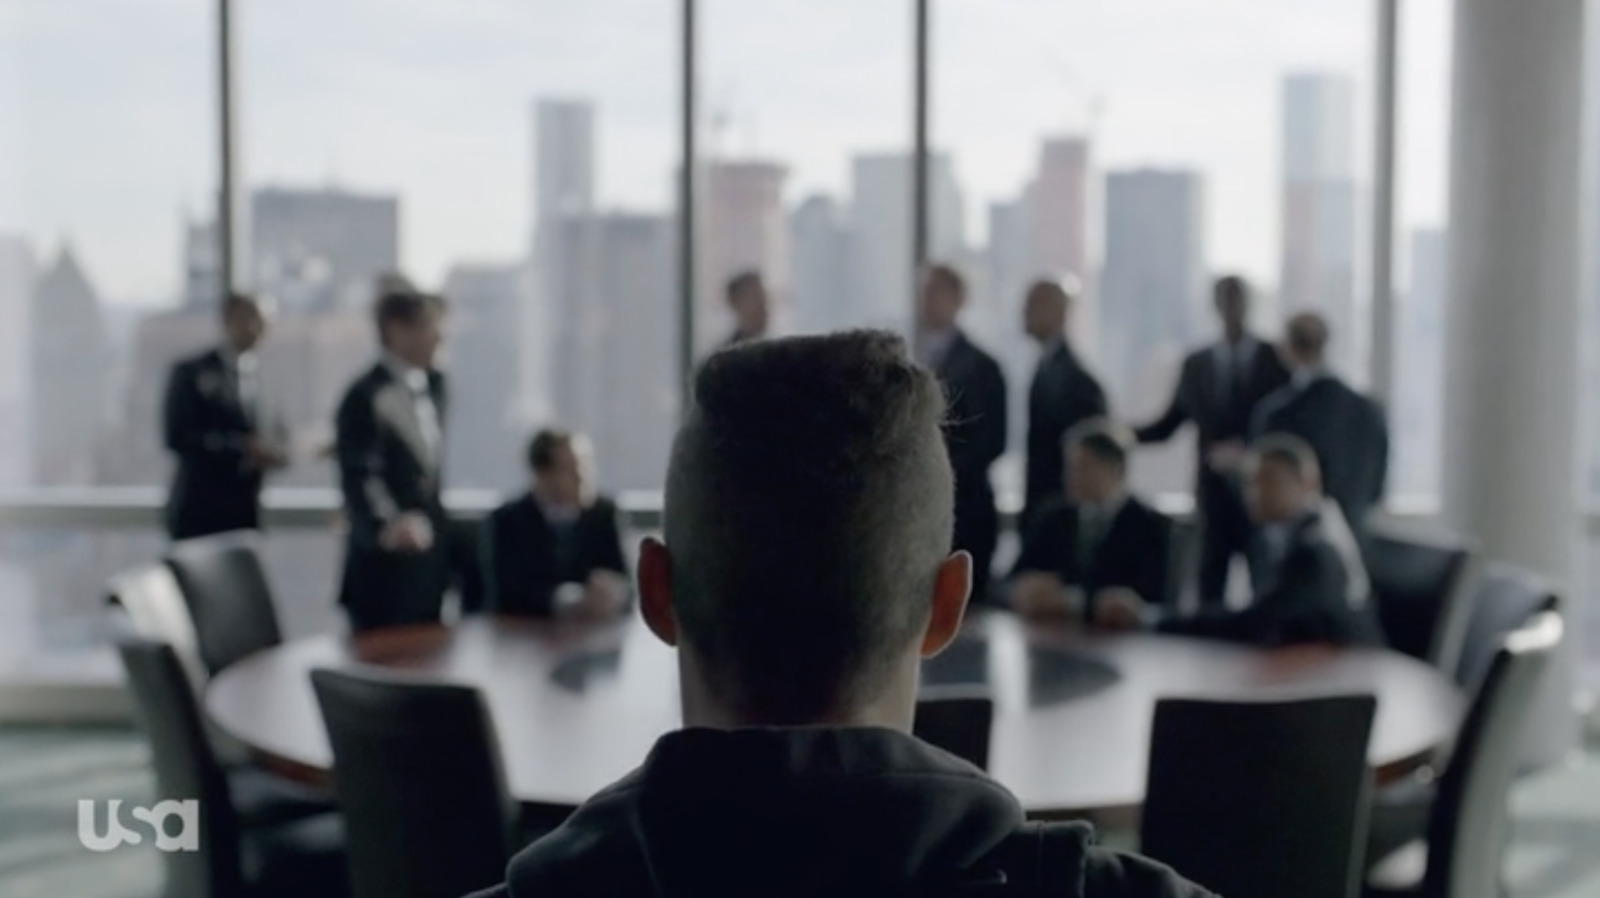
xmin=108 ymin=563 xmax=209 ymax=694
xmin=1142 ymin=695 xmax=1378 ymax=898
xmin=311 ymin=667 xmax=520 ymax=898
xmin=1364 ymin=525 xmax=1476 ymax=672
xmin=914 ymin=691 xmax=994 ymax=770
xmin=1366 ymin=567 xmax=1561 ymax=865
xmin=166 ymin=531 xmax=283 ymax=675
xmin=118 ymin=639 xmax=347 ymax=898
xmin=1366 ymin=611 xmax=1564 ymax=898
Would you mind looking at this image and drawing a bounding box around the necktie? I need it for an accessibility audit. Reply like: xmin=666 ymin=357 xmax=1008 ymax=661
xmin=1077 ymin=508 xmax=1106 ymax=572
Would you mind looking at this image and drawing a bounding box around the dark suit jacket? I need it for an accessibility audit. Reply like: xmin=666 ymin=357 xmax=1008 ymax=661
xmin=482 ymin=494 xmax=628 ymax=617
xmin=334 ymin=362 xmax=449 ymax=620
xmin=933 ymin=331 xmax=1008 ymax=584
xmin=1024 ymin=341 xmax=1108 ymax=522
xmin=1160 ymin=509 xmax=1383 ymax=646
xmin=1009 ymin=496 xmax=1173 ymax=617
xmin=1135 ymin=338 xmax=1290 ymax=467
xmin=162 ymin=349 xmax=264 ymax=540
xmin=1251 ymin=375 xmax=1389 ymax=533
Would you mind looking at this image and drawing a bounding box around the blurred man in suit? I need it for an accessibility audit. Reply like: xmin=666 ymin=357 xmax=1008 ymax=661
xmin=1103 ymin=435 xmax=1380 ymax=646
xmin=1022 ymin=277 xmax=1108 ymax=532
xmin=482 ymin=428 xmax=629 ymax=619
xmin=335 ymin=289 xmax=452 ymax=632
xmin=1134 ymin=276 xmax=1288 ymax=607
xmin=1252 ymin=312 xmax=1389 ymax=539
xmin=162 ymin=292 xmax=289 ymax=541
xmin=1009 ymin=419 xmax=1172 ymax=624
xmin=720 ymin=271 xmax=770 ymax=348
xmin=918 ymin=264 xmax=1007 ymax=603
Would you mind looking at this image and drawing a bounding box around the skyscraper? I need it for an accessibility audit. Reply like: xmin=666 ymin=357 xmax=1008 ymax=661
xmin=1395 ymin=227 xmax=1447 ymax=499
xmin=849 ymin=151 xmax=965 ymax=332
xmin=0 ymin=234 xmax=34 ymax=486
xmin=30 ymin=245 xmax=110 ymax=485
xmin=700 ymin=159 xmax=789 ymax=348
xmin=1100 ymin=168 xmax=1206 ymax=408
xmin=548 ymin=213 xmax=676 ymax=492
xmin=249 ymin=186 xmax=400 ymax=311
xmin=441 ymin=262 xmax=529 ymax=492
xmin=1032 ymin=137 xmax=1090 ymax=281
xmin=789 ymin=194 xmax=851 ymax=335
xmin=530 ymin=99 xmax=597 ymax=426
xmin=1280 ymin=73 xmax=1360 ymax=375
xmin=182 ymin=216 xmax=222 ymax=310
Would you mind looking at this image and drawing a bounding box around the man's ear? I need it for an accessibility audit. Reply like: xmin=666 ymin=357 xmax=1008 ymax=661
xmin=920 ymin=551 xmax=972 ymax=658
xmin=638 ymin=536 xmax=678 ymax=647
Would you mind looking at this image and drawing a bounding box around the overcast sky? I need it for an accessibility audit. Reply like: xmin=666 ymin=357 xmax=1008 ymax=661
xmin=3 ymin=0 xmax=1451 ymax=305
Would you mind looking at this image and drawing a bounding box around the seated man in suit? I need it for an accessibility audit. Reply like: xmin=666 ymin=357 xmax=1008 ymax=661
xmin=1009 ymin=419 xmax=1172 ymax=623
xmin=468 ymin=331 xmax=1212 ymax=898
xmin=1102 ymin=434 xmax=1381 ymax=647
xmin=482 ymin=429 xmax=629 ymax=619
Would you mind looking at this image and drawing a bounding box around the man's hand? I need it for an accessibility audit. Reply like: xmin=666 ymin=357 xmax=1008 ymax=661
xmin=1010 ymin=573 xmax=1074 ymax=619
xmin=1092 ymin=587 xmax=1148 ymax=631
xmin=574 ymin=571 xmax=629 ymax=621
xmin=1206 ymin=439 xmax=1246 ymax=474
xmin=244 ymin=436 xmax=290 ymax=472
xmin=378 ymin=512 xmax=434 ymax=553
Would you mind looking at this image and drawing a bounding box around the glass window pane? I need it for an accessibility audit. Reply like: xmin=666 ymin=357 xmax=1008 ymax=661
xmin=931 ymin=0 xmax=1374 ymax=503
xmin=4 ymin=1 xmax=214 ymax=491
xmin=236 ymin=0 xmax=678 ymax=494
xmin=700 ymin=0 xmax=913 ymax=348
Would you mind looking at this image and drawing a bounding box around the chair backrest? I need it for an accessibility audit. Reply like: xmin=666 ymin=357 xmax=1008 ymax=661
xmin=311 ymin=667 xmax=517 ymax=898
xmin=117 ymin=639 xmax=244 ymax=898
xmin=913 ymin=691 xmax=995 ymax=770
xmin=1364 ymin=525 xmax=1476 ymax=670
xmin=1142 ymin=695 xmax=1377 ymax=898
xmin=1424 ymin=611 xmax=1562 ymax=898
xmin=1453 ymin=563 xmax=1560 ymax=698
xmin=108 ymin=563 xmax=209 ymax=695
xmin=166 ymin=531 xmax=283 ymax=675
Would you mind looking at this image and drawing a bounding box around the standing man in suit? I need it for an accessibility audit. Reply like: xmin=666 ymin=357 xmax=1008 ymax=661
xmin=162 ymin=292 xmax=289 ymax=541
xmin=720 ymin=271 xmax=770 ymax=349
xmin=334 ymin=289 xmax=452 ymax=632
xmin=1009 ymin=419 xmax=1172 ymax=623
xmin=482 ymin=429 xmax=630 ymax=619
xmin=1134 ymin=275 xmax=1289 ymax=607
xmin=918 ymin=264 xmax=1007 ymax=603
xmin=1128 ymin=435 xmax=1382 ymax=647
xmin=1022 ymin=277 xmax=1108 ymax=531
xmin=1251 ymin=312 xmax=1389 ymax=539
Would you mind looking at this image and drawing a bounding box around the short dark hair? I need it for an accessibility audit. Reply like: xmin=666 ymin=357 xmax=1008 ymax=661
xmin=373 ymin=289 xmax=444 ymax=338
xmin=664 ymin=331 xmax=951 ymax=722
xmin=1214 ymin=275 xmax=1250 ymax=304
xmin=526 ymin=429 xmax=575 ymax=471
xmin=1064 ymin=417 xmax=1132 ymax=471
xmin=1286 ymin=311 xmax=1331 ymax=359
xmin=926 ymin=263 xmax=967 ymax=297
xmin=1251 ymin=432 xmax=1321 ymax=480
xmin=725 ymin=271 xmax=763 ymax=302
xmin=221 ymin=291 xmax=260 ymax=320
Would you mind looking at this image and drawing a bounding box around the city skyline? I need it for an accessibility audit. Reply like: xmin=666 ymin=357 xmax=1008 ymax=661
xmin=4 ymin=0 xmax=1452 ymax=306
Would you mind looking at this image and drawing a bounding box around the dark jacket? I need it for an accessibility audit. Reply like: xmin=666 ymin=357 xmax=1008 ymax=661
xmin=334 ymin=362 xmax=450 ymax=625
xmin=1159 ymin=507 xmax=1382 ymax=647
xmin=1024 ymin=341 xmax=1109 ymax=524
xmin=1135 ymin=338 xmax=1290 ymax=466
xmin=933 ymin=331 xmax=1009 ymax=593
xmin=162 ymin=349 xmax=264 ymax=540
xmin=1251 ymin=375 xmax=1389 ymax=534
xmin=467 ymin=727 xmax=1213 ymax=898
xmin=1010 ymin=497 xmax=1173 ymax=616
xmin=482 ymin=494 xmax=628 ymax=617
